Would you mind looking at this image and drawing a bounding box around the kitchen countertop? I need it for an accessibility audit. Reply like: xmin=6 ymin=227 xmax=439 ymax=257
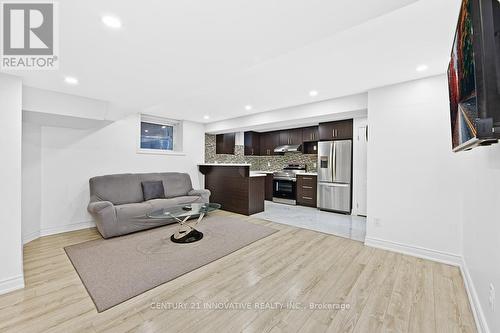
xmin=249 ymin=172 xmax=267 ymax=178
xmin=197 ymin=163 xmax=251 ymax=166
xmin=250 ymin=170 xmax=275 ymax=174
xmin=250 ymin=170 xmax=318 ymax=176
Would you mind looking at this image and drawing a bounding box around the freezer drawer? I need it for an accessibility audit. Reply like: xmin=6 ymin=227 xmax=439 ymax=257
xmin=317 ymin=182 xmax=351 ymax=213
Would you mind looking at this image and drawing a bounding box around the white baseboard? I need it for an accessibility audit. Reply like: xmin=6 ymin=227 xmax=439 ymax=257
xmin=364 ymin=237 xmax=462 ymax=266
xmin=40 ymin=221 xmax=96 ymax=237
xmin=0 ymin=275 xmax=24 ymax=296
xmin=22 ymin=230 xmax=41 ymax=245
xmin=23 ymin=220 xmax=96 ymax=244
xmin=460 ymin=259 xmax=490 ymax=333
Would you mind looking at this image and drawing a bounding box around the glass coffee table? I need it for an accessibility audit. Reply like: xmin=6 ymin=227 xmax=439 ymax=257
xmin=148 ymin=203 xmax=221 ymax=243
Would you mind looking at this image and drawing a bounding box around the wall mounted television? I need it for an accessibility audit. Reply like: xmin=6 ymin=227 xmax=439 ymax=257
xmin=448 ymin=0 xmax=500 ymax=152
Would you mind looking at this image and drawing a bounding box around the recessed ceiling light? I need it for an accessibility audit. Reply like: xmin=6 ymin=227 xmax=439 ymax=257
xmin=161 ymin=126 xmax=166 ymax=129
xmin=64 ymin=76 xmax=79 ymax=85
xmin=416 ymin=64 xmax=428 ymax=72
xmin=102 ymin=15 xmax=122 ymax=29
xmin=245 ymin=105 xmax=252 ymax=111
xmin=309 ymin=90 xmax=318 ymax=97
xmin=144 ymin=129 xmax=149 ymax=133
xmin=203 ymin=115 xmax=210 ymax=120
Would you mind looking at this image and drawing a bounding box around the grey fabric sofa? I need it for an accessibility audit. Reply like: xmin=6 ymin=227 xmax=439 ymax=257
xmin=88 ymin=172 xmax=210 ymax=238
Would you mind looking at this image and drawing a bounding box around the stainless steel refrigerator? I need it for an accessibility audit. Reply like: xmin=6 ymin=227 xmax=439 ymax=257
xmin=317 ymin=140 xmax=352 ymax=213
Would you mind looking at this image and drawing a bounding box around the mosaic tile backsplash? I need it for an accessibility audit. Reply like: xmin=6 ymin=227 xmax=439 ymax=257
xmin=205 ymin=134 xmax=317 ymax=172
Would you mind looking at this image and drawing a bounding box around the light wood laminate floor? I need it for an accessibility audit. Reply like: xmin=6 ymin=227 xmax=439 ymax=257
xmin=0 ymin=211 xmax=476 ymax=333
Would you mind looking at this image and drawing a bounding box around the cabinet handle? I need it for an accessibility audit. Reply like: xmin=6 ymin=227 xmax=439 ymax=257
xmin=302 ymin=196 xmax=313 ymax=200
xmin=302 ymin=177 xmax=313 ymax=180
xmin=332 ymin=129 xmax=334 ymax=138
xmin=303 ymin=186 xmax=313 ymax=189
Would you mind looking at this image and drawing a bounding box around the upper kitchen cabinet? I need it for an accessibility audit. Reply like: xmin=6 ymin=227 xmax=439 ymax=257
xmin=216 ymin=133 xmax=235 ymax=154
xmin=302 ymin=126 xmax=319 ymax=142
xmin=318 ymin=119 xmax=353 ymax=141
xmin=244 ymin=131 xmax=260 ymax=156
xmin=260 ymin=131 xmax=280 ymax=156
xmin=279 ymin=128 xmax=303 ymax=146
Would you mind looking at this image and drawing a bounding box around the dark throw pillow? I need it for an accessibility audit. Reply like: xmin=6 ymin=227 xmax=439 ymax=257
xmin=141 ymin=181 xmax=166 ymax=201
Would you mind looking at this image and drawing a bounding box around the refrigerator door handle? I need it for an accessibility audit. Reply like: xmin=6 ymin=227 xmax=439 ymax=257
xmin=318 ymin=182 xmax=350 ymax=187
xmin=332 ymin=143 xmax=336 ymax=181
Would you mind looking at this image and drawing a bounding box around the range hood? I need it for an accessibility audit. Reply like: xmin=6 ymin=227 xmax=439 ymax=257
xmin=273 ymin=144 xmax=302 ymax=153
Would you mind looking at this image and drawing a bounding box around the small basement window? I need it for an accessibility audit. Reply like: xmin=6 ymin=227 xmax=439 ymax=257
xmin=138 ymin=114 xmax=184 ymax=155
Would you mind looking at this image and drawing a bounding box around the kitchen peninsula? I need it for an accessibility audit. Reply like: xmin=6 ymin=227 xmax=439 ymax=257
xmin=198 ymin=164 xmax=265 ymax=215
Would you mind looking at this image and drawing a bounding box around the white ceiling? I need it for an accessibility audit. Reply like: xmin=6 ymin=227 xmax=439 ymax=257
xmin=3 ymin=0 xmax=460 ymax=123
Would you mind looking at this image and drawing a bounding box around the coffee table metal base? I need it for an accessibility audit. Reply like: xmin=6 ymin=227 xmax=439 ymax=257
xmin=170 ymin=229 xmax=204 ymax=243
xmin=147 ymin=203 xmax=221 ymax=244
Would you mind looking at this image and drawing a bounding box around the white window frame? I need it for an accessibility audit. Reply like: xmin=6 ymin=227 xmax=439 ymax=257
xmin=137 ymin=114 xmax=185 ymax=156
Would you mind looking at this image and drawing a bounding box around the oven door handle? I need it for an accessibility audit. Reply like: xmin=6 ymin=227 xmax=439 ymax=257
xmin=273 ymin=177 xmax=297 ymax=182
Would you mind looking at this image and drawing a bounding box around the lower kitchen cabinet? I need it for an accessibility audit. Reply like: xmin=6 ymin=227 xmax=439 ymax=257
xmin=296 ymin=174 xmax=317 ymax=207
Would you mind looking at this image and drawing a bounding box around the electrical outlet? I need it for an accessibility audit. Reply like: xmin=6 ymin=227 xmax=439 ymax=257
xmin=313 ymin=162 xmax=317 ymax=168
xmin=489 ymin=283 xmax=496 ymax=312
xmin=374 ymin=218 xmax=382 ymax=227
xmin=267 ymin=162 xmax=271 ymax=167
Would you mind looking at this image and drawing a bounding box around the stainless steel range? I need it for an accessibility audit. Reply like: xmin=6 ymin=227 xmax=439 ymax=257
xmin=273 ymin=164 xmax=307 ymax=205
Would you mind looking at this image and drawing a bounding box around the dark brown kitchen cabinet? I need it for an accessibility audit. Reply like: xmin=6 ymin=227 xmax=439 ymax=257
xmin=318 ymin=119 xmax=353 ymax=141
xmin=279 ymin=128 xmax=303 ymax=146
xmin=260 ymin=131 xmax=279 ymax=156
xmin=289 ymin=128 xmax=303 ymax=145
xmin=216 ymin=133 xmax=235 ymax=154
xmin=302 ymin=126 xmax=319 ymax=142
xmin=296 ymin=174 xmax=317 ymax=207
xmin=265 ymin=173 xmax=274 ymax=200
xmin=244 ymin=131 xmax=260 ymax=156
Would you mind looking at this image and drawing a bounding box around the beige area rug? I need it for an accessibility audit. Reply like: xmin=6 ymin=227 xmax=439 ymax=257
xmin=65 ymin=215 xmax=277 ymax=312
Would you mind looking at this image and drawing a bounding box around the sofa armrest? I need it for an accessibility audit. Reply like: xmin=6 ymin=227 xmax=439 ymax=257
xmin=88 ymin=200 xmax=114 ymax=214
xmin=87 ymin=201 xmax=117 ymax=238
xmin=188 ymin=189 xmax=211 ymax=202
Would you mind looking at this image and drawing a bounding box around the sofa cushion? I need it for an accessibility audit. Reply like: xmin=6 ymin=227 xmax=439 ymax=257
xmin=171 ymin=196 xmax=204 ymax=205
xmin=115 ymin=202 xmax=153 ymax=221
xmin=146 ymin=196 xmax=204 ymax=212
xmin=141 ymin=181 xmax=165 ymax=201
xmin=90 ymin=174 xmax=143 ymax=205
xmin=147 ymin=198 xmax=182 ymax=211
xmin=161 ymin=174 xmax=192 ymax=198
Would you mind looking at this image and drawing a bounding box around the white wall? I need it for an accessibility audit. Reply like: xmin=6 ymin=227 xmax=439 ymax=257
xmin=21 ymin=122 xmax=42 ymax=244
xmin=352 ymin=117 xmax=368 ymax=216
xmin=366 ymin=75 xmax=463 ymax=263
xmin=0 ymin=74 xmax=24 ymax=294
xmin=22 ymin=113 xmax=205 ymax=241
xmin=23 ymin=86 xmax=109 ymax=120
xmin=460 ymin=145 xmax=500 ymax=333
